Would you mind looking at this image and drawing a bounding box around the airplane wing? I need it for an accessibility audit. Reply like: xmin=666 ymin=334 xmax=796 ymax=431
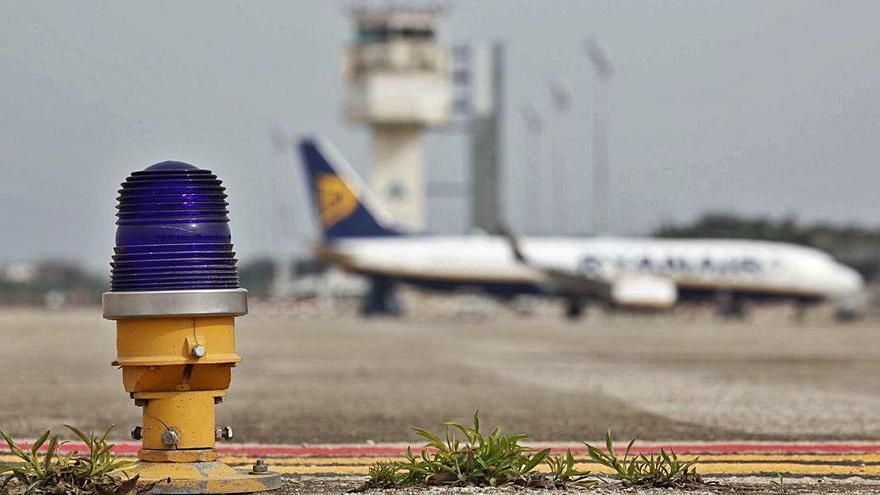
xmin=503 ymin=230 xmax=677 ymax=308
xmin=533 ymin=266 xmax=613 ymax=299
xmin=503 ymin=229 xmax=611 ymax=299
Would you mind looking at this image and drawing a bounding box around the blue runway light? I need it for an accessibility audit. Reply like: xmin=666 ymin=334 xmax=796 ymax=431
xmin=103 ymin=162 xmax=278 ymax=492
xmin=110 ymin=161 xmax=240 ymax=292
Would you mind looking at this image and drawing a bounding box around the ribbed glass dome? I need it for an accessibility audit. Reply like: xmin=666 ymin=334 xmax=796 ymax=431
xmin=110 ymin=161 xmax=240 ymax=292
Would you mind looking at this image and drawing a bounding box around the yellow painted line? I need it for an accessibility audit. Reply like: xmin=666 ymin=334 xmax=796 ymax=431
xmin=6 ymin=454 xmax=880 ymax=477
xmin=243 ymin=463 xmax=880 ymax=476
xmin=697 ymin=463 xmax=880 ymax=476
xmin=220 ymin=456 xmax=402 ymax=465
xmin=688 ymin=454 xmax=880 ymax=463
xmin=6 ymin=453 xmax=880 ymax=465
xmin=217 ymin=454 xmax=880 ymax=465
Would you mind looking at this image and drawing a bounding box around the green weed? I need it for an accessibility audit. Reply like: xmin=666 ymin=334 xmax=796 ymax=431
xmin=0 ymin=425 xmax=146 ymax=495
xmin=585 ymin=428 xmax=702 ymax=488
xmin=364 ymin=411 xmax=592 ymax=489
xmin=0 ymin=430 xmax=66 ymax=489
xmin=361 ymin=415 xmax=706 ymax=491
xmin=771 ymin=472 xmax=785 ymax=490
xmin=544 ymin=449 xmax=593 ymax=486
xmin=365 ymin=461 xmax=400 ymax=489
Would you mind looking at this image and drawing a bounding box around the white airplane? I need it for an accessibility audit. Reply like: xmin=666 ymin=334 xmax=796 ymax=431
xmin=297 ymin=137 xmax=864 ymax=318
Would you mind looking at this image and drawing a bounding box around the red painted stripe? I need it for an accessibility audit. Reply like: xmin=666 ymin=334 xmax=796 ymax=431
xmin=8 ymin=442 xmax=880 ymax=457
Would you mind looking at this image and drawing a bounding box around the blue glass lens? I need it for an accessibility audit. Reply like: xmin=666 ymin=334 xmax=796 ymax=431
xmin=110 ymin=161 xmax=240 ymax=292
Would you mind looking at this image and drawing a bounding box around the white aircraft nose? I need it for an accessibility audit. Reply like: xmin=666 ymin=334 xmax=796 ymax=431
xmin=833 ymin=263 xmax=864 ymax=296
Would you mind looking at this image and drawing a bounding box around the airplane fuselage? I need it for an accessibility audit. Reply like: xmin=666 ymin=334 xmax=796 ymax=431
xmin=317 ymin=235 xmax=863 ymax=305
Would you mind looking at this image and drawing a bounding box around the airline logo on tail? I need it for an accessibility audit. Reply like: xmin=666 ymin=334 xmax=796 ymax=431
xmin=317 ymin=173 xmax=359 ymax=229
xmin=299 ymin=137 xmax=401 ymax=239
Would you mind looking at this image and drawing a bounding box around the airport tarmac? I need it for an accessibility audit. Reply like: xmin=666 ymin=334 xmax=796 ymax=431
xmin=2 ymin=305 xmax=880 ymax=493
xmin=1 ymin=305 xmax=879 ymax=443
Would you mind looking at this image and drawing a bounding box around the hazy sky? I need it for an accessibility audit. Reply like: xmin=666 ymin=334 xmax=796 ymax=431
xmin=2 ymin=1 xmax=879 ymax=270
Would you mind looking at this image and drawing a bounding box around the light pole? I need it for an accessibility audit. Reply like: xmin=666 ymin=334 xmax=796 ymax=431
xmin=585 ymin=38 xmax=614 ymax=235
xmin=547 ymin=77 xmax=571 ymax=234
xmin=519 ymin=103 xmax=544 ymax=234
xmin=269 ymin=125 xmax=295 ymax=299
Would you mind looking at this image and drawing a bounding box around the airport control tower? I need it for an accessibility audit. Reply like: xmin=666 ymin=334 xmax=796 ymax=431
xmin=343 ymin=6 xmax=452 ymax=231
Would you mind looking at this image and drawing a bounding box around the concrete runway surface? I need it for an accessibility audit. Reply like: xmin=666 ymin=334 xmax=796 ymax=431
xmin=2 ymin=305 xmax=880 ymax=491
xmin=2 ymin=306 xmax=879 ymax=443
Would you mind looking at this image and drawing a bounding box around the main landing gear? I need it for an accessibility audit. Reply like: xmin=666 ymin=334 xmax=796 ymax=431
xmin=361 ymin=276 xmax=402 ymax=316
xmin=564 ymin=296 xmax=586 ymax=320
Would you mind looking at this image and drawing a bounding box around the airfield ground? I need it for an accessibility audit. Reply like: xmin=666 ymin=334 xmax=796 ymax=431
xmin=1 ymin=303 xmax=880 ymax=493
xmin=2 ymin=303 xmax=879 ymax=442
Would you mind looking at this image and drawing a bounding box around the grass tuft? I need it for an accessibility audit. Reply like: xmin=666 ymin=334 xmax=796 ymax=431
xmin=584 ymin=427 xmax=703 ymax=488
xmin=365 ymin=461 xmax=400 ymax=489
xmin=361 ymin=417 xmax=707 ymax=490
xmin=363 ymin=411 xmax=592 ymax=490
xmin=0 ymin=426 xmax=150 ymax=495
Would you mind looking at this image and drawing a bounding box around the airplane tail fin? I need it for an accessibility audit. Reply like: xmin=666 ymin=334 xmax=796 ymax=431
xmin=297 ymin=137 xmax=401 ymax=240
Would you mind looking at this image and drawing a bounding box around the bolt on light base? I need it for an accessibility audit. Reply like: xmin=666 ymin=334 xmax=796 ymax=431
xmin=103 ymin=162 xmax=279 ymax=493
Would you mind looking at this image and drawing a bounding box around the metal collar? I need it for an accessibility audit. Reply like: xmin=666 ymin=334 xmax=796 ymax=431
xmin=102 ymin=289 xmax=248 ymax=319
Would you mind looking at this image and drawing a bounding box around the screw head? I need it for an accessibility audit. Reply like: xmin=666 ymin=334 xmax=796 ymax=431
xmin=160 ymin=429 xmax=179 ymax=447
xmin=130 ymin=426 xmax=143 ymax=440
xmin=191 ymin=345 xmax=207 ymax=358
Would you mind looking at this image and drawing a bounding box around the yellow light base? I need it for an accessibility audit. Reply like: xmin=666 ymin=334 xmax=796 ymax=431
xmin=108 ymin=314 xmax=280 ymax=494
xmin=127 ymin=461 xmax=281 ymax=494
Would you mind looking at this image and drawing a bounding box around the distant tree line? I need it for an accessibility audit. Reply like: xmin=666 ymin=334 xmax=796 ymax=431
xmin=655 ymin=213 xmax=880 ymax=281
xmin=0 ymin=261 xmax=107 ymax=306
xmin=0 ymin=257 xmax=315 ymax=305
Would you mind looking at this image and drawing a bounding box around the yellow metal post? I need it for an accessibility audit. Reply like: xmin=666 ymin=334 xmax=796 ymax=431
xmin=104 ymin=161 xmax=280 ymax=493
xmin=104 ymin=297 xmax=280 ymax=493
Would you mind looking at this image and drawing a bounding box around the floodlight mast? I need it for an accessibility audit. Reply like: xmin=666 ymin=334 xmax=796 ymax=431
xmin=547 ymin=77 xmax=571 ymax=235
xmin=519 ymin=103 xmax=544 ymax=234
xmin=585 ymin=38 xmax=614 ymax=235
